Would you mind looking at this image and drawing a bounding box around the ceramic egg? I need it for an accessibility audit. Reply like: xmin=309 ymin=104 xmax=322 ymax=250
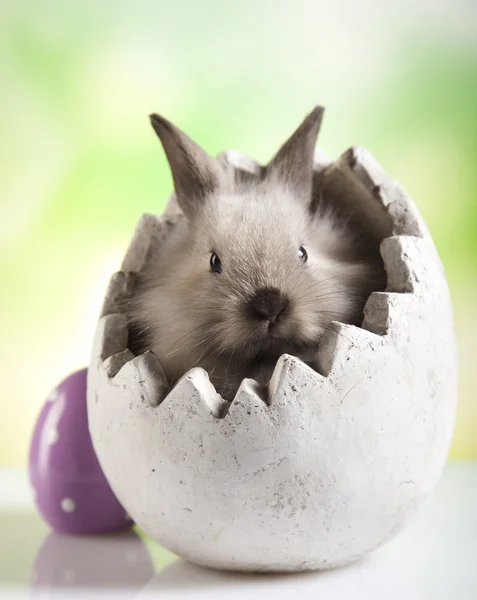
xmin=88 ymin=145 xmax=457 ymax=572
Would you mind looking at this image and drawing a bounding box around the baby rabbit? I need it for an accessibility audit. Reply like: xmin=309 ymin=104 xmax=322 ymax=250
xmin=128 ymin=107 xmax=385 ymax=401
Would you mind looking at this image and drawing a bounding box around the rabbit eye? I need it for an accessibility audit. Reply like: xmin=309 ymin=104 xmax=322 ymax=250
xmin=210 ymin=252 xmax=222 ymax=274
xmin=297 ymin=246 xmax=308 ymax=262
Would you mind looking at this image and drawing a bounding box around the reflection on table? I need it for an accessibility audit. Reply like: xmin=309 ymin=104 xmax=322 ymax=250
xmin=30 ymin=530 xmax=155 ymax=594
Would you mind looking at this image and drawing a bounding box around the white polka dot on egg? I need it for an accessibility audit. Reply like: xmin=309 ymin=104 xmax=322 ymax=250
xmin=47 ymin=428 xmax=59 ymax=445
xmin=63 ymin=569 xmax=76 ymax=584
xmin=47 ymin=389 xmax=59 ymax=402
xmin=61 ymin=498 xmax=76 ymax=513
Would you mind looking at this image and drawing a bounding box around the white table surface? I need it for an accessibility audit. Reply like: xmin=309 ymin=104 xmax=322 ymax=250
xmin=0 ymin=463 xmax=476 ymax=599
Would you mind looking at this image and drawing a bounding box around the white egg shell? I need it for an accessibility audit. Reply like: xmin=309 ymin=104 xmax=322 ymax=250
xmin=87 ymin=147 xmax=457 ymax=572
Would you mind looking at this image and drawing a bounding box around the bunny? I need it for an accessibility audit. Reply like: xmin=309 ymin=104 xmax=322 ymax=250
xmin=127 ymin=107 xmax=386 ymax=402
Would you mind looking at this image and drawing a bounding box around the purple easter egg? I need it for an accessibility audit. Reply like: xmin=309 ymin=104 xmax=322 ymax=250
xmin=29 ymin=368 xmax=133 ymax=534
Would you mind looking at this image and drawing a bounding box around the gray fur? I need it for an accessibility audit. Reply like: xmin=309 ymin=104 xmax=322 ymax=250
xmin=128 ymin=109 xmax=385 ymax=401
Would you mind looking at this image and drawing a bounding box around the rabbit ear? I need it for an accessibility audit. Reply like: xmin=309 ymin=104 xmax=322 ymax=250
xmin=150 ymin=114 xmax=222 ymax=218
xmin=265 ymin=106 xmax=324 ymax=199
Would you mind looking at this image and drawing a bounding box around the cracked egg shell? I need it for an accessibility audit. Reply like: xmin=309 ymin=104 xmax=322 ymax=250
xmin=87 ymin=147 xmax=458 ymax=571
xmin=29 ymin=368 xmax=133 ymax=534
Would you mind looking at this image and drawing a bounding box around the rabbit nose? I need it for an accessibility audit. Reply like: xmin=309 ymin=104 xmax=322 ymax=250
xmin=247 ymin=287 xmax=290 ymax=323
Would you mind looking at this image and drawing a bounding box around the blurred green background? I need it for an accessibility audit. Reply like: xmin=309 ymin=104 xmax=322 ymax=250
xmin=1 ymin=0 xmax=476 ymax=465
